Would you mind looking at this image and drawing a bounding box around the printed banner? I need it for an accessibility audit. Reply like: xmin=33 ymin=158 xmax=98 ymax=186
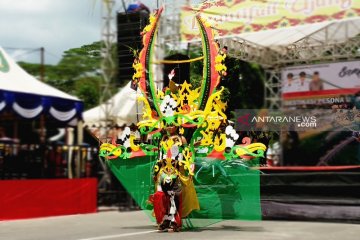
xmin=281 ymin=61 xmax=360 ymax=106
xmin=181 ymin=0 xmax=360 ymax=40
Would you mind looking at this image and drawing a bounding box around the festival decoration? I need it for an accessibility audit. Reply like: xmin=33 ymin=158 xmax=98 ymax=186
xmin=99 ymin=7 xmax=266 ymax=232
xmin=181 ymin=0 xmax=360 ymax=41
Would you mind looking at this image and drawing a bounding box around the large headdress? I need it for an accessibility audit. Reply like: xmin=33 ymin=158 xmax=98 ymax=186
xmin=100 ymin=7 xmax=266 ymax=172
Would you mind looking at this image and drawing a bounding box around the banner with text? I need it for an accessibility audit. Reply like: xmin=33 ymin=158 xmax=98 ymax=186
xmin=181 ymin=0 xmax=360 ymax=41
xmin=281 ymin=61 xmax=360 ymax=107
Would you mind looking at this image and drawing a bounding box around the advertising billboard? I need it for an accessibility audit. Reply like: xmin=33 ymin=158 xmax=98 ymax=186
xmin=282 ymin=61 xmax=360 ymax=107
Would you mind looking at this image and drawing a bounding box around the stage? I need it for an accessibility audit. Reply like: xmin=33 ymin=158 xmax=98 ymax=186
xmin=260 ymin=165 xmax=360 ymax=223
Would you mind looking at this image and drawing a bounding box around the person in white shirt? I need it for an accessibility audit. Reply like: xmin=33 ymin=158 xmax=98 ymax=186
xmin=283 ymin=72 xmax=297 ymax=93
xmin=294 ymin=71 xmax=309 ymax=92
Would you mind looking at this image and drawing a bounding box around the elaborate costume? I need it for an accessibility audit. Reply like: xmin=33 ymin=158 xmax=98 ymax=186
xmin=151 ymin=128 xmax=198 ymax=231
xmin=100 ymin=7 xmax=266 ymax=231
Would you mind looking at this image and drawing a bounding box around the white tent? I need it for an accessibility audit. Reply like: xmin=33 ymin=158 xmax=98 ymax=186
xmin=0 ymin=46 xmax=83 ymax=122
xmin=83 ymin=81 xmax=141 ymax=127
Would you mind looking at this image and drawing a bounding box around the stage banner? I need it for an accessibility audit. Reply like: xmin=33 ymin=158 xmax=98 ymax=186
xmin=181 ymin=0 xmax=360 ymax=41
xmin=281 ymin=61 xmax=360 ymax=106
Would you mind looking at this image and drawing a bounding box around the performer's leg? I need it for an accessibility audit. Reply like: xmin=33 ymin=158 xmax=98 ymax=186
xmin=153 ymin=191 xmax=168 ymax=224
xmin=174 ymin=193 xmax=182 ymax=228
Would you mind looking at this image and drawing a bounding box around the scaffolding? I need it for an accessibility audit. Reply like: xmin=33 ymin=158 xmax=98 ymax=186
xmin=218 ymin=20 xmax=360 ymax=108
xmin=98 ymin=0 xmax=117 ymax=192
xmin=97 ymin=0 xmax=186 ymax=203
xmin=134 ymin=4 xmax=360 ymax=109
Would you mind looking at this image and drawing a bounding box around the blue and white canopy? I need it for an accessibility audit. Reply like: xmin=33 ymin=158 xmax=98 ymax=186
xmin=0 ymin=46 xmax=83 ymax=122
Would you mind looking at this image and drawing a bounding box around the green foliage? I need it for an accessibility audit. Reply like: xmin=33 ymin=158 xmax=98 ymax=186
xmin=220 ymin=87 xmax=231 ymax=102
xmin=17 ymin=61 xmax=45 ymax=77
xmin=188 ymin=46 xmax=265 ymax=115
xmin=18 ymin=42 xmax=265 ymax=113
xmin=221 ymin=57 xmax=265 ymax=113
xmin=56 ymin=41 xmax=102 ymax=94
xmin=74 ymin=77 xmax=100 ymax=110
xmin=59 ymin=41 xmax=101 ymax=72
xmin=188 ymin=48 xmax=203 ymax=89
xmin=19 ymin=42 xmax=104 ymax=110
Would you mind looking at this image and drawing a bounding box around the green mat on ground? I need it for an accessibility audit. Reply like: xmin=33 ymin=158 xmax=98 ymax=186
xmin=107 ymin=156 xmax=261 ymax=228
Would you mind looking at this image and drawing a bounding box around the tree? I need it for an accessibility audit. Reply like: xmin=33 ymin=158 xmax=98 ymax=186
xmin=75 ymin=77 xmax=100 ymax=110
xmin=19 ymin=42 xmax=266 ymax=112
xmin=19 ymin=42 xmax=104 ymax=110
xmin=188 ymin=47 xmax=265 ymax=115
xmin=221 ymin=57 xmax=265 ymax=113
xmin=54 ymin=41 xmax=102 ymax=95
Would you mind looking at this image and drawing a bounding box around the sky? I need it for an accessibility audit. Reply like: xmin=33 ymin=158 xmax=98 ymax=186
xmin=0 ymin=0 xmax=164 ymax=65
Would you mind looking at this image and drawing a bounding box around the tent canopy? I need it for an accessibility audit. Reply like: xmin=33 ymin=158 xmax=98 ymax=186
xmin=0 ymin=46 xmax=83 ymax=122
xmin=83 ymin=81 xmax=140 ymax=127
xmin=232 ymin=18 xmax=360 ymax=49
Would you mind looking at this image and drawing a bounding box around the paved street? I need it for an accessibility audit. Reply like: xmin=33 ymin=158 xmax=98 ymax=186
xmin=0 ymin=210 xmax=359 ymax=240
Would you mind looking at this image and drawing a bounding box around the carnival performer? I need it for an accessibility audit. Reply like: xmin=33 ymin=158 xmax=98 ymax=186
xmin=152 ymin=126 xmax=185 ymax=231
xmin=99 ymin=7 xmax=266 ymax=232
xmin=150 ymin=96 xmax=199 ymax=231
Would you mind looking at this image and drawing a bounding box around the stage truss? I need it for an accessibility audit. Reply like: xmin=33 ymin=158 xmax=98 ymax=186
xmin=98 ymin=0 xmax=117 ymax=191
xmin=218 ymin=20 xmax=360 ymax=108
xmin=154 ymin=7 xmax=360 ymax=109
xmin=97 ymin=0 xmax=185 ymax=191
